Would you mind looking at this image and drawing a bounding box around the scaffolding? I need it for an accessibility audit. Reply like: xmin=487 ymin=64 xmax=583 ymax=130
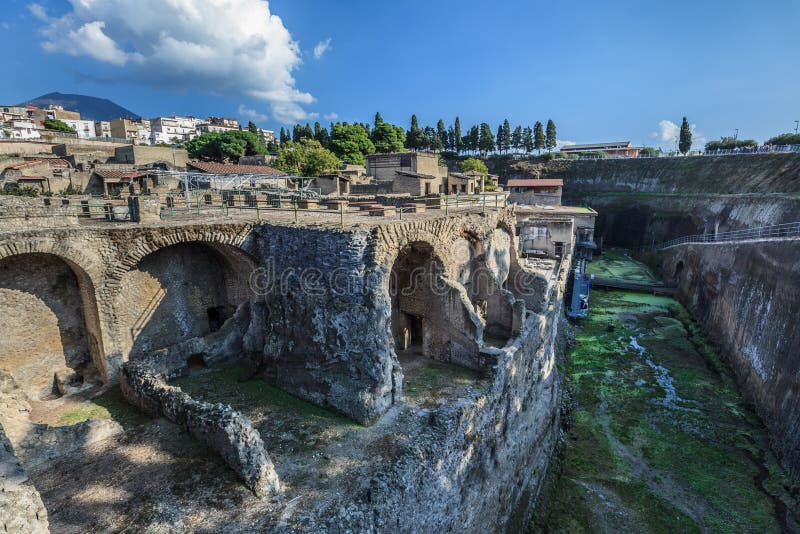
xmin=147 ymin=170 xmax=320 ymax=207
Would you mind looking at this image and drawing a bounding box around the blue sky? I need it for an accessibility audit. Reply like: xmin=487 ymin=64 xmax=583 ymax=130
xmin=2 ymin=0 xmax=798 ymax=149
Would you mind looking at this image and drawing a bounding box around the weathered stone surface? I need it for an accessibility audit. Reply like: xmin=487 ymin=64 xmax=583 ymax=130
xmin=120 ymin=360 xmax=280 ymax=496
xmin=0 ymin=422 xmax=49 ymax=534
xmin=654 ymin=241 xmax=800 ymax=475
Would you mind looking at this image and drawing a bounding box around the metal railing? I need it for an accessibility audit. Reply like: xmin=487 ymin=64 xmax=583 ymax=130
xmin=643 ymin=222 xmax=800 ymax=251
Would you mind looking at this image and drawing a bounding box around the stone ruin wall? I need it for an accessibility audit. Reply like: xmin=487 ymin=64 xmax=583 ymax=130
xmin=0 ymin=209 xmax=567 ymax=529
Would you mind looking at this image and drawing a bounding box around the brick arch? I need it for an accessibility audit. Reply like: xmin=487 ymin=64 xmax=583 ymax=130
xmin=0 ymin=244 xmax=110 ymax=383
xmin=376 ymin=226 xmax=451 ymax=273
xmin=110 ymin=225 xmax=258 ymax=284
xmin=0 ymin=237 xmax=103 ymax=285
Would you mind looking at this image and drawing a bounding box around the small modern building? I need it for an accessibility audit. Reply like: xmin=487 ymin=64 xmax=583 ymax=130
xmin=516 ymin=205 xmax=598 ymax=260
xmin=313 ymin=174 xmax=350 ymax=196
xmin=507 ymin=179 xmax=563 ymax=206
xmin=560 ymin=141 xmax=640 ymax=157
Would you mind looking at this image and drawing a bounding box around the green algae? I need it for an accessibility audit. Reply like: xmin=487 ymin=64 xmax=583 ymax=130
xmin=534 ymin=253 xmax=798 ymax=533
xmin=586 ymin=249 xmax=659 ymax=284
xmin=56 ymin=386 xmax=148 ymax=429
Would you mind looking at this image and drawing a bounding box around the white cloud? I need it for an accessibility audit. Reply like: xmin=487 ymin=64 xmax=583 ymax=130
xmin=313 ymin=38 xmax=331 ymax=60
xmin=28 ymin=3 xmax=49 ymax=22
xmin=1 ymin=22 xmax=10 ymax=31
xmin=237 ymin=104 xmax=268 ymax=123
xmin=32 ymin=0 xmax=316 ymax=123
xmin=653 ymin=120 xmax=680 ymax=143
xmin=323 ymin=112 xmax=338 ymax=121
xmin=652 ymin=119 xmax=706 ymax=150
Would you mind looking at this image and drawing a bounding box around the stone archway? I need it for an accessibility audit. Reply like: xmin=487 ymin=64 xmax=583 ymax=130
xmin=114 ymin=241 xmax=258 ymax=361
xmin=0 ymin=252 xmax=105 ymax=400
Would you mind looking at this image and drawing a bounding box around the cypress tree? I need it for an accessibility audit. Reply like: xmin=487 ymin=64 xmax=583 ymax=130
xmin=512 ymin=125 xmax=523 ymax=153
xmin=533 ymin=121 xmax=545 ymax=153
xmin=523 ymin=126 xmax=533 ymax=153
xmin=436 ymin=119 xmax=448 ymax=152
xmin=502 ymin=119 xmax=512 ymax=154
xmin=454 ymin=117 xmax=463 ymax=154
xmin=679 ymin=117 xmax=692 ymax=154
xmin=545 ymin=119 xmax=557 ymax=152
xmin=479 ymin=123 xmax=495 ymax=156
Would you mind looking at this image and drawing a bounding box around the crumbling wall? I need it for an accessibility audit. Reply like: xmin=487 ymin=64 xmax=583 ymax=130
xmin=120 ymin=360 xmax=280 ymax=496
xmin=326 ymin=250 xmax=571 ymax=532
xmin=654 ymin=241 xmax=800 ymax=475
xmin=0 ymin=422 xmax=49 ymax=534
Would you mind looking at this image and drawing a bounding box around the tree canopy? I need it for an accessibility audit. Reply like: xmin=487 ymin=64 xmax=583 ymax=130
xmin=679 ymin=117 xmax=692 ymax=154
xmin=545 ymin=119 xmax=557 ymax=152
xmin=329 ymin=123 xmax=375 ymax=165
xmin=704 ymin=137 xmax=757 ymax=151
xmin=766 ymin=133 xmax=800 ymax=146
xmin=186 ymin=130 xmax=267 ymax=162
xmin=44 ymin=118 xmax=75 ymax=133
xmin=459 ymin=157 xmax=489 ymax=175
xmin=533 ymin=122 xmax=545 ymax=152
xmin=370 ymin=121 xmax=406 ymax=153
xmin=274 ymin=138 xmax=341 ymax=176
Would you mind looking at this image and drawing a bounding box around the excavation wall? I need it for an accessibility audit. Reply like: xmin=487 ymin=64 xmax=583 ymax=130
xmin=651 ymin=241 xmax=800 ymax=475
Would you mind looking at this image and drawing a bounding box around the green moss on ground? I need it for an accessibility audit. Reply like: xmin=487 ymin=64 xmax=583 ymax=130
xmin=56 ymin=386 xmax=149 ymax=429
xmin=402 ymin=358 xmax=482 ymax=407
xmin=534 ymin=252 xmax=797 ymax=532
xmin=586 ymin=249 xmax=659 ymax=284
xmin=173 ymin=367 xmax=355 ymax=426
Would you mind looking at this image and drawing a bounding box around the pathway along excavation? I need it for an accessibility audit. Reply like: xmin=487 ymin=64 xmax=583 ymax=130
xmin=534 ymin=251 xmax=800 ymax=532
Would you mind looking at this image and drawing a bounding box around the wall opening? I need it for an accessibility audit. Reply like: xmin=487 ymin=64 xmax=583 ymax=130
xmin=118 ymin=242 xmax=256 ymax=360
xmin=674 ymin=260 xmax=685 ymax=280
xmin=0 ymin=253 xmax=102 ymax=400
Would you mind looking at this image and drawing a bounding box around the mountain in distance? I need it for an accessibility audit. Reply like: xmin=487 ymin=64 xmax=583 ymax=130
xmin=20 ymin=92 xmax=141 ymax=122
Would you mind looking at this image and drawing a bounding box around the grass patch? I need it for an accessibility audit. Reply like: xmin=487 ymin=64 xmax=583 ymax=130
xmin=56 ymin=386 xmax=149 ymax=429
xmin=536 ymin=283 xmax=796 ymax=531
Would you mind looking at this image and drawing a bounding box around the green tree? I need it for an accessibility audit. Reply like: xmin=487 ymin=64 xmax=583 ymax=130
xmin=314 ymin=123 xmax=331 ymax=148
xmin=460 ymin=157 xmax=489 ymax=175
xmin=330 ymin=122 xmax=375 ymax=165
xmin=496 ymin=124 xmax=505 ymax=154
xmin=405 ymin=114 xmax=426 ymax=151
xmin=279 ymin=127 xmax=290 ymax=144
xmin=545 ymin=119 xmax=557 ymax=152
xmin=466 ymin=125 xmax=480 ymax=154
xmin=512 ymin=125 xmax=523 ymax=153
xmin=501 ymin=119 xmax=512 ymax=153
xmin=274 ymin=138 xmax=341 ymax=176
xmin=679 ymin=117 xmax=692 ymax=154
xmin=248 ymin=121 xmax=258 ymax=135
xmin=533 ymin=121 xmax=545 ymax=153
xmin=186 ymin=130 xmax=268 ymax=162
xmin=371 ymin=121 xmax=406 ymax=153
xmin=479 ymin=123 xmax=495 ymax=156
xmin=522 ymin=126 xmax=534 ymax=153
xmin=436 ymin=120 xmax=448 ymax=152
xmin=374 ymin=112 xmax=383 ymax=128
xmin=44 ymin=118 xmax=75 ymax=133
xmin=454 ymin=117 xmax=463 ymax=154
xmin=766 ymin=133 xmax=800 ymax=146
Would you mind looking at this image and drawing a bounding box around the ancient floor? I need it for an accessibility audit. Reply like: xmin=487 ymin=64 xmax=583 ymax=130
xmin=534 ymin=253 xmax=800 ymax=532
xmin=24 ymin=359 xmax=485 ymax=532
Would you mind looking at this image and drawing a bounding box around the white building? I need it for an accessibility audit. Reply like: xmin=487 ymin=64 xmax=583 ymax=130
xmin=94 ymin=121 xmax=112 ymax=138
xmin=150 ymin=116 xmax=198 ymax=142
xmin=2 ymin=120 xmax=42 ymax=140
xmin=63 ymin=119 xmax=96 ymax=139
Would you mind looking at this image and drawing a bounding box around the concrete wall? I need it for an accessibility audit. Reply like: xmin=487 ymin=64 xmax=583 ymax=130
xmin=0 ymin=141 xmax=55 ymax=156
xmin=652 ymin=241 xmax=800 ymax=476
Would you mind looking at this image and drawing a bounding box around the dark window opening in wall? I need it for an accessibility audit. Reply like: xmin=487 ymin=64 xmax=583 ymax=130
xmin=187 ymin=352 xmax=208 ymax=371
xmin=400 ymin=155 xmax=412 ymax=167
xmin=554 ymin=242 xmax=564 ymax=258
xmin=407 ymin=314 xmax=424 ymax=347
xmin=206 ymin=305 xmax=232 ymax=332
xmin=424 ymin=182 xmax=431 ymax=195
xmin=674 ymin=260 xmax=685 ymax=280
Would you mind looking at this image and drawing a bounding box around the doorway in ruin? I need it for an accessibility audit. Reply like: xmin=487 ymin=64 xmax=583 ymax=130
xmin=0 ymin=253 xmax=104 ymax=401
xmin=117 ymin=242 xmax=256 ymax=359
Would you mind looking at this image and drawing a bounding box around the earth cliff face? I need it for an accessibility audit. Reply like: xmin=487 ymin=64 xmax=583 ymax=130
xmin=651 ymin=242 xmax=800 ymax=476
xmin=509 ymin=153 xmax=800 ymax=476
